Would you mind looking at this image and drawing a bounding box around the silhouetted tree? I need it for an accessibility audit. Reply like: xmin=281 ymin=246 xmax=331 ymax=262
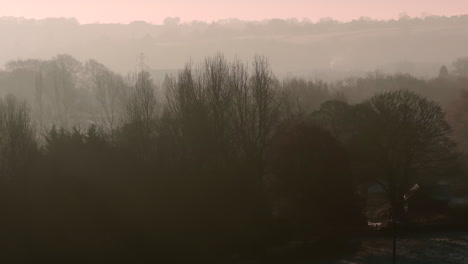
xmin=281 ymin=78 xmax=331 ymax=120
xmin=352 ymin=90 xmax=456 ymax=218
xmin=121 ymin=70 xmax=159 ymax=159
xmin=267 ymin=122 xmax=363 ymax=239
xmin=338 ymin=72 xmax=460 ymax=107
xmin=439 ymin=65 xmax=449 ymax=79
xmin=0 ymin=95 xmax=37 ymax=262
xmin=453 ymin=57 xmax=468 ymax=77
xmin=160 ymin=55 xmax=283 ymax=256
xmin=310 ymin=100 xmax=353 ymax=141
xmin=86 ymin=60 xmax=126 ymax=135
xmin=0 ymin=94 xmax=37 ymax=182
xmin=48 ymin=54 xmax=83 ymax=128
xmin=447 ymin=89 xmax=468 ymax=154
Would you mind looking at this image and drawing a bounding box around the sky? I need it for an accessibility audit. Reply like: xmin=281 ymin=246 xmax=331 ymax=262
xmin=1 ymin=0 xmax=467 ymax=24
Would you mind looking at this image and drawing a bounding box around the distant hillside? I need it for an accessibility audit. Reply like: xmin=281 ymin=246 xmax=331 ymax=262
xmin=0 ymin=15 xmax=467 ymax=80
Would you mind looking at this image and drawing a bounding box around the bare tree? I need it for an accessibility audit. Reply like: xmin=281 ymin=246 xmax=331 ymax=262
xmin=447 ymin=89 xmax=468 ymax=154
xmin=280 ymin=78 xmax=331 ymax=120
xmin=249 ymin=55 xmax=280 ymax=158
xmin=199 ymin=54 xmax=233 ymax=154
xmin=47 ymin=54 xmax=83 ymax=128
xmin=86 ymin=60 xmax=126 ymax=136
xmin=125 ymin=70 xmax=159 ymax=134
xmin=34 ymin=68 xmax=46 ymax=132
xmin=0 ymin=95 xmax=37 ymax=182
xmin=163 ymin=54 xmax=280 ymax=167
xmin=164 ymin=63 xmax=202 ymax=138
xmin=229 ymin=58 xmax=251 ymax=156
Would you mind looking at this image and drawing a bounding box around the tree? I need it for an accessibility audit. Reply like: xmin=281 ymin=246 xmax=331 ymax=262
xmin=34 ymin=70 xmax=45 ymax=130
xmin=438 ymin=65 xmax=449 ymax=79
xmin=121 ymin=70 xmax=159 ymax=159
xmin=231 ymin=56 xmax=281 ymax=236
xmin=453 ymin=57 xmax=468 ymax=77
xmin=125 ymin=70 xmax=158 ymax=129
xmin=160 ymin=55 xmax=281 ymax=252
xmin=249 ymin=55 xmax=280 ymax=160
xmin=199 ymin=54 xmax=233 ymax=157
xmin=267 ymin=122 xmax=363 ymax=239
xmin=164 ymin=55 xmax=281 ymax=164
xmin=352 ymin=90 xmax=456 ymax=218
xmin=280 ymin=78 xmax=331 ymax=120
xmin=48 ymin=54 xmax=83 ymax=128
xmin=85 ymin=60 xmax=126 ymax=136
xmin=5 ymin=59 xmax=44 ymax=73
xmin=0 ymin=95 xmax=37 ymax=182
xmin=310 ymin=100 xmax=353 ymax=141
xmin=163 ymin=63 xmax=203 ymax=143
xmin=446 ymin=89 xmax=468 ymax=154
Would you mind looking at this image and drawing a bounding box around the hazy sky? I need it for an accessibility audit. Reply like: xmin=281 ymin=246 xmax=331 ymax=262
xmin=1 ymin=0 xmax=467 ymax=24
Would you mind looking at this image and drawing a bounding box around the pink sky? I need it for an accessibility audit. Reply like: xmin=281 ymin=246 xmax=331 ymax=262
xmin=1 ymin=0 xmax=467 ymax=24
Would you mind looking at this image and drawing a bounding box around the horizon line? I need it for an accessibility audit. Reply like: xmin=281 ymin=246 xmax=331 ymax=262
xmin=1 ymin=13 xmax=468 ymax=26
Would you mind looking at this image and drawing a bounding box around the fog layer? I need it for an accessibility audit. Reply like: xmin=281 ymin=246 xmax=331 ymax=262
xmin=1 ymin=15 xmax=468 ymax=80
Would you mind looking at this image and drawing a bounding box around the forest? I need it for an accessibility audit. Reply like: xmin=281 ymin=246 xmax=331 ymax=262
xmin=0 ymin=53 xmax=468 ymax=263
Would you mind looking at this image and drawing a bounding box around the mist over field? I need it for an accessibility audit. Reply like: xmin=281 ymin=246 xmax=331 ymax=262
xmin=1 ymin=15 xmax=467 ymax=80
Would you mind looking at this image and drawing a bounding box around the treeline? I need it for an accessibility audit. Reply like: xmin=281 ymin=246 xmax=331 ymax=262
xmin=2 ymin=15 xmax=468 ymax=77
xmin=2 ymin=54 xmax=468 ymax=131
xmin=4 ymin=15 xmax=468 ymax=34
xmin=0 ymin=54 xmax=467 ymax=263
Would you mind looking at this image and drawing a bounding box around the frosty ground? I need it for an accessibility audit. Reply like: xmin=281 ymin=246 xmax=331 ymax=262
xmin=333 ymin=232 xmax=468 ymax=264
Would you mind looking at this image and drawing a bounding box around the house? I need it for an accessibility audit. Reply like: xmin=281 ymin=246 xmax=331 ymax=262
xmin=409 ymin=180 xmax=451 ymax=213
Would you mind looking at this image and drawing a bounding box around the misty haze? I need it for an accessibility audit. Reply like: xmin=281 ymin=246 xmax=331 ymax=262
xmin=1 ymin=1 xmax=468 ymax=264
xmin=1 ymin=15 xmax=468 ymax=80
